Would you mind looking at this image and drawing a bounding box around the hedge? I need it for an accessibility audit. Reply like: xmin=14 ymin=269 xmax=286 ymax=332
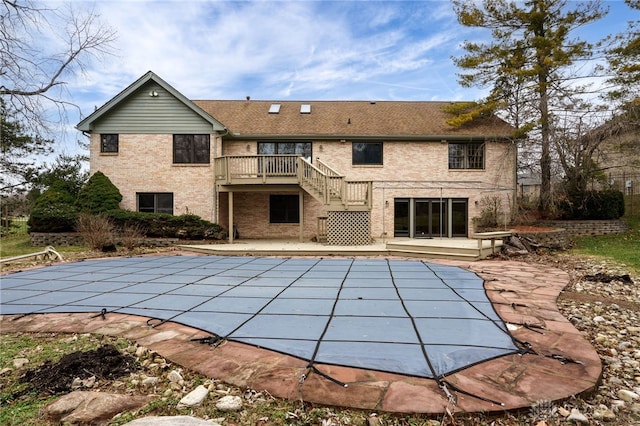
xmin=105 ymin=210 xmax=225 ymax=239
xmin=559 ymin=190 xmax=625 ymax=220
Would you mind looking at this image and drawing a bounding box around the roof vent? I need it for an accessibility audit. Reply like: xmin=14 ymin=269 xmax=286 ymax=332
xmin=268 ymin=103 xmax=281 ymax=114
xmin=300 ymin=104 xmax=311 ymax=114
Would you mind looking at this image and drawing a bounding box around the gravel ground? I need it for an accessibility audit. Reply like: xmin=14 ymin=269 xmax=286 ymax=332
xmin=547 ymin=253 xmax=640 ymax=425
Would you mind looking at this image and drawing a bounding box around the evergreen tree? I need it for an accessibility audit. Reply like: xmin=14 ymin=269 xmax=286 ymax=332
xmin=450 ymin=0 xmax=607 ymax=217
xmin=0 ymin=99 xmax=52 ymax=192
xmin=606 ymin=0 xmax=640 ymax=125
xmin=76 ymin=171 xmax=122 ymax=214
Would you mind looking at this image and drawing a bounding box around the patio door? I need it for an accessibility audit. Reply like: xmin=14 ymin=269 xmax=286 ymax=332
xmin=415 ymin=199 xmax=447 ymax=238
xmin=394 ymin=198 xmax=468 ymax=238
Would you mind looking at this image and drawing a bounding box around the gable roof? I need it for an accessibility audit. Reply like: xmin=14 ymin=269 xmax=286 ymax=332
xmin=194 ymin=100 xmax=515 ymax=141
xmin=76 ymin=71 xmax=514 ymax=140
xmin=76 ymin=71 xmax=226 ymax=132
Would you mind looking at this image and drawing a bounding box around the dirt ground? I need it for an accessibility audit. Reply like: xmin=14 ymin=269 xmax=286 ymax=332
xmin=18 ymin=345 xmax=139 ymax=396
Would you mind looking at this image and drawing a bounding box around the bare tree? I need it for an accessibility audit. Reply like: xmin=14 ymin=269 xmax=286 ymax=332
xmin=0 ymin=0 xmax=116 ymax=136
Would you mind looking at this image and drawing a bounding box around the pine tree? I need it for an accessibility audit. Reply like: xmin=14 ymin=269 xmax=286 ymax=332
xmin=450 ymin=0 xmax=607 ymax=217
xmin=0 ymin=99 xmax=52 ymax=192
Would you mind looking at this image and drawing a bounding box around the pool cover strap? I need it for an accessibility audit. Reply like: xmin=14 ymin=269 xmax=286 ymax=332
xmin=301 ymin=259 xmax=353 ymax=387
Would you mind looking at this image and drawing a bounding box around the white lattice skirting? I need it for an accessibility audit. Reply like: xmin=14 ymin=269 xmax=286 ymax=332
xmin=326 ymin=211 xmax=371 ymax=245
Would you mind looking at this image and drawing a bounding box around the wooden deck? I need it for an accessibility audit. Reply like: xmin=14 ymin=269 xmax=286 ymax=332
xmin=181 ymin=238 xmax=504 ymax=261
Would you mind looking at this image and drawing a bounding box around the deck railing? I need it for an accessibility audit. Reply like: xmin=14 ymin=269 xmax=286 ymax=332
xmin=214 ymin=155 xmax=299 ymax=183
xmin=215 ymin=155 xmax=371 ymax=210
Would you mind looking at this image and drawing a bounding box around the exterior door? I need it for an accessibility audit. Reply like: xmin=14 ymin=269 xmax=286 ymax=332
xmin=393 ymin=199 xmax=410 ymax=237
xmin=394 ymin=198 xmax=467 ymax=238
xmin=415 ymin=199 xmax=448 ymax=238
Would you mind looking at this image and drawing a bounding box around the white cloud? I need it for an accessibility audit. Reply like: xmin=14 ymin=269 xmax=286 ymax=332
xmin=66 ymin=0 xmax=464 ymax=108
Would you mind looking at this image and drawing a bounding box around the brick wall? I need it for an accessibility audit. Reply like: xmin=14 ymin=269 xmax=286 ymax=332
xmin=91 ymin=135 xmax=516 ymax=240
xmin=224 ymin=140 xmax=516 ymax=239
xmin=217 ymin=191 xmax=327 ymax=240
xmin=90 ymin=133 xmax=216 ymax=222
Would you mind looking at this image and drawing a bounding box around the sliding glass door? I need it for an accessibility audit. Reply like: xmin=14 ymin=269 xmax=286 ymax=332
xmin=414 ymin=199 xmax=447 ymax=238
xmin=394 ymin=198 xmax=467 ymax=238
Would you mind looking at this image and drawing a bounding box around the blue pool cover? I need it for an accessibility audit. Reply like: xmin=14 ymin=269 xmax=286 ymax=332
xmin=0 ymin=255 xmax=520 ymax=378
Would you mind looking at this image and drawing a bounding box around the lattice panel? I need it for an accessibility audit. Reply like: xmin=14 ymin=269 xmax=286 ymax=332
xmin=326 ymin=211 xmax=371 ymax=245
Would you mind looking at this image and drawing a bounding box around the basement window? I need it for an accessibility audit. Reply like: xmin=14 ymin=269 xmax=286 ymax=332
xmin=137 ymin=192 xmax=173 ymax=214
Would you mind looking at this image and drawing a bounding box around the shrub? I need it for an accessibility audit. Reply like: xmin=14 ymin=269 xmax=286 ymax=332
xmin=28 ymin=182 xmax=78 ymax=232
xmin=76 ymin=213 xmax=116 ymax=251
xmin=559 ymin=190 xmax=625 ymax=220
xmin=76 ymin=171 xmax=122 ymax=214
xmin=472 ymin=195 xmax=507 ymax=231
xmin=105 ymin=210 xmax=225 ymax=239
xmin=117 ymin=223 xmax=146 ymax=250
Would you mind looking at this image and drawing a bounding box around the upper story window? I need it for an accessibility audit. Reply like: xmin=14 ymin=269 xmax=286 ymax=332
xmin=100 ymin=134 xmax=119 ymax=153
xmin=448 ymin=142 xmax=485 ymax=169
xmin=173 ymin=134 xmax=210 ymax=164
xmin=258 ymin=142 xmax=312 ymax=159
xmin=352 ymin=142 xmax=383 ymax=165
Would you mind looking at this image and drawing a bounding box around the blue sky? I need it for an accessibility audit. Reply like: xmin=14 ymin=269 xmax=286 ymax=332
xmin=38 ymin=0 xmax=636 ymax=153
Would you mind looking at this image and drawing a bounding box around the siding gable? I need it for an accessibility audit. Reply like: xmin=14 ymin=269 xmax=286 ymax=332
xmin=77 ymin=71 xmax=226 ymax=134
xmin=90 ymin=81 xmax=214 ymax=134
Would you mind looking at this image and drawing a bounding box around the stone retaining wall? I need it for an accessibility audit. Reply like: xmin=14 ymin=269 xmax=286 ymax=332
xmin=513 ymin=219 xmax=629 ymax=250
xmin=539 ymin=220 xmax=629 ymax=237
xmin=30 ymin=232 xmax=84 ymax=247
xmin=516 ymin=229 xmax=571 ymax=250
xmin=30 ymin=232 xmax=179 ymax=247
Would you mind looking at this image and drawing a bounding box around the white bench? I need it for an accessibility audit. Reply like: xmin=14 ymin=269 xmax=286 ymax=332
xmin=471 ymin=231 xmax=514 ymax=257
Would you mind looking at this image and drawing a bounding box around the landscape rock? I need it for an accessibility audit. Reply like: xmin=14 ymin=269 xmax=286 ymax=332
xmin=215 ymin=395 xmax=243 ymax=412
xmin=566 ymin=408 xmax=589 ymax=424
xmin=592 ymin=406 xmax=616 ymax=421
xmin=124 ymin=415 xmax=220 ymax=425
xmin=141 ymin=376 xmax=159 ymax=387
xmin=167 ymin=369 xmax=183 ymax=383
xmin=177 ymin=385 xmax=209 ymax=408
xmin=72 ymin=375 xmax=97 ymax=389
xmin=43 ymin=391 xmax=152 ymax=425
xmin=13 ymin=358 xmax=29 ymax=368
xmin=617 ymin=389 xmax=639 ymax=402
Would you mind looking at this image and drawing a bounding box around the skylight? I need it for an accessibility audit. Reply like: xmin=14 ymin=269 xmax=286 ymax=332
xmin=268 ymin=104 xmax=281 ymax=114
xmin=300 ymin=104 xmax=311 ymax=114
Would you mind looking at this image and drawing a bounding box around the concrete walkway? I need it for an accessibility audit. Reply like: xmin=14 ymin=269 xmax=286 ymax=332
xmin=0 ymin=256 xmax=600 ymax=414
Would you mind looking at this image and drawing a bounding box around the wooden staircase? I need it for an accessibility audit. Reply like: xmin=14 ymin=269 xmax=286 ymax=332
xmin=297 ymin=158 xmax=371 ymax=211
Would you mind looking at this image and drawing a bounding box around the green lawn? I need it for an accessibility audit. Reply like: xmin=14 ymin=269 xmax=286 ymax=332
xmin=570 ymin=217 xmax=640 ymax=273
xmin=0 ymin=233 xmax=86 ymax=260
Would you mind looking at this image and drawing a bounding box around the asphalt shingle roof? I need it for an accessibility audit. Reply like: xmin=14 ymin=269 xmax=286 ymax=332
xmin=193 ymin=100 xmax=515 ymax=139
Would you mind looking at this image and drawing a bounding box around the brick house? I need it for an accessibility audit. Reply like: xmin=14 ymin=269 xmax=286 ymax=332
xmin=77 ymin=71 xmax=516 ymax=245
xmin=590 ymin=112 xmax=640 ymax=194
